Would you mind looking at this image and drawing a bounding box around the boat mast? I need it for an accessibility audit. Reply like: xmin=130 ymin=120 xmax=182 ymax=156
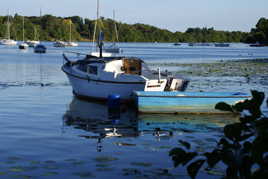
xmin=91 ymin=0 xmax=99 ymax=52
xmin=22 ymin=16 xmax=25 ymax=42
xmin=113 ymin=10 xmax=119 ymax=44
xmin=7 ymin=9 xmax=10 ymax=40
xmin=69 ymin=21 xmax=72 ymax=43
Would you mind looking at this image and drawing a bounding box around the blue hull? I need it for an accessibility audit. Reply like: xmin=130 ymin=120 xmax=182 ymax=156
xmin=134 ymin=91 xmax=251 ymax=114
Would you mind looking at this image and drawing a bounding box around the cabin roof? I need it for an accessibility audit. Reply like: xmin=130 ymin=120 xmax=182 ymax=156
xmin=84 ymin=56 xmax=144 ymax=64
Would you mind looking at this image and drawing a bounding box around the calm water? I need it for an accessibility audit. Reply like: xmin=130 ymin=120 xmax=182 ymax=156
xmin=0 ymin=42 xmax=268 ymax=178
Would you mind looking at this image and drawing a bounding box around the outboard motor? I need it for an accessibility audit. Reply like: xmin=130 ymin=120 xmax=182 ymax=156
xmin=165 ymin=78 xmax=189 ymax=91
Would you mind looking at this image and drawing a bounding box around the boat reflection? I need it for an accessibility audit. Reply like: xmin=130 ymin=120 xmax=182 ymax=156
xmin=64 ymin=97 xmax=239 ymax=139
xmin=63 ymin=97 xmax=138 ymax=138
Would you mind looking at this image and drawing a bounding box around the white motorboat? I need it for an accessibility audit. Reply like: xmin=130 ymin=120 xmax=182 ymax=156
xmin=62 ymin=48 xmax=188 ymax=101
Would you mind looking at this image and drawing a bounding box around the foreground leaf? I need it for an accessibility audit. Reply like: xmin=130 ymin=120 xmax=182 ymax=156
xmin=187 ymin=159 xmax=205 ymax=179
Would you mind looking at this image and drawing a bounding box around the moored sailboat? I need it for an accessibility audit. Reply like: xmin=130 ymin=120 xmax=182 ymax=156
xmin=18 ymin=16 xmax=29 ymax=49
xmin=0 ymin=11 xmax=17 ymax=45
xmin=65 ymin=20 xmax=78 ymax=47
xmin=103 ymin=10 xmax=121 ymax=54
xmin=26 ymin=26 xmax=40 ymax=47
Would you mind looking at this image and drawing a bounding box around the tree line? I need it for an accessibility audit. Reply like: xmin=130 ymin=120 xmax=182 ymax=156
xmin=0 ymin=14 xmax=267 ymax=43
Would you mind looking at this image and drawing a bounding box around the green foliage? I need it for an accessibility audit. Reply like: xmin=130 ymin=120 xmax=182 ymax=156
xmin=170 ymin=90 xmax=268 ymax=179
xmin=0 ymin=14 xmax=258 ymax=42
xmin=245 ymin=17 xmax=268 ymax=44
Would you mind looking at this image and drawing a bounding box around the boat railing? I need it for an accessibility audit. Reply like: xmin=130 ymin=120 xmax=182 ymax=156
xmin=62 ymin=51 xmax=88 ymax=64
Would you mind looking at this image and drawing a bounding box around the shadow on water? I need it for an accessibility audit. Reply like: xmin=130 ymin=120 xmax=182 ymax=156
xmin=63 ymin=97 xmax=239 ymax=142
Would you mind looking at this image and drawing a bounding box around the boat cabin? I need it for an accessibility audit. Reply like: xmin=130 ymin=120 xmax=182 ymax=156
xmin=77 ymin=57 xmax=143 ymax=77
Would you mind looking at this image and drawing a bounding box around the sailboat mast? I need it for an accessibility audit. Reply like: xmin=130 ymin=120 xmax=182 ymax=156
xmin=91 ymin=0 xmax=99 ymax=51
xmin=22 ymin=16 xmax=25 ymax=42
xmin=97 ymin=0 xmax=99 ymax=19
xmin=69 ymin=22 xmax=71 ymax=42
xmin=7 ymin=10 xmax=10 ymax=40
xmin=113 ymin=10 xmax=119 ymax=43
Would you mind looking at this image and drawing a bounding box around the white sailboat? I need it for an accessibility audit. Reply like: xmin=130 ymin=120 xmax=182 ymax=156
xmin=103 ymin=10 xmax=121 ymax=54
xmin=0 ymin=11 xmax=17 ymax=45
xmin=26 ymin=26 xmax=40 ymax=47
xmin=66 ymin=21 xmax=78 ymax=47
xmin=18 ymin=16 xmax=29 ymax=49
xmin=90 ymin=0 xmax=113 ymax=57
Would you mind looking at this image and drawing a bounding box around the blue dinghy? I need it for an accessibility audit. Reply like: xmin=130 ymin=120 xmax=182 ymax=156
xmin=133 ymin=91 xmax=251 ymax=114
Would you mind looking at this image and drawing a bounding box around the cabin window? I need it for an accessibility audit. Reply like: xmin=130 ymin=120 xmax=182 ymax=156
xmin=78 ymin=64 xmax=87 ymax=72
xmin=129 ymin=66 xmax=136 ymax=71
xmin=87 ymin=65 xmax=98 ymax=75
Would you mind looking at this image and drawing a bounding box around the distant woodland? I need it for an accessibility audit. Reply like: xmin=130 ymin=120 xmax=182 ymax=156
xmin=0 ymin=14 xmax=267 ymax=44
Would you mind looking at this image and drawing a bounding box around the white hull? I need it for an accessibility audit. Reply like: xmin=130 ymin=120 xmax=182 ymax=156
xmin=26 ymin=40 xmax=40 ymax=47
xmin=91 ymin=51 xmax=114 ymax=57
xmin=62 ymin=52 xmax=188 ymax=101
xmin=64 ymin=68 xmax=145 ymax=100
xmin=66 ymin=42 xmax=78 ymax=47
xmin=0 ymin=39 xmax=17 ymax=45
xmin=53 ymin=41 xmax=66 ymax=47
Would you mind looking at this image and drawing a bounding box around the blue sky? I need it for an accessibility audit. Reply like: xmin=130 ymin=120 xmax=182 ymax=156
xmin=1 ymin=0 xmax=267 ymax=32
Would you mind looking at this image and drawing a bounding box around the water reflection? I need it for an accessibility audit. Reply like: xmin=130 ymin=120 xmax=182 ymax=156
xmin=63 ymin=97 xmax=239 ymax=140
xmin=63 ymin=97 xmax=138 ymax=138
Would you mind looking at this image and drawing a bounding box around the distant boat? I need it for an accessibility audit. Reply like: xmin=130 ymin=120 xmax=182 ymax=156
xmin=65 ymin=20 xmax=78 ymax=47
xmin=26 ymin=27 xmax=40 ymax=47
xmin=66 ymin=41 xmax=78 ymax=47
xmin=173 ymin=43 xmax=181 ymax=46
xmin=26 ymin=40 xmax=40 ymax=47
xmin=249 ymin=42 xmax=268 ymax=47
xmin=103 ymin=44 xmax=121 ymax=53
xmin=0 ymin=10 xmax=17 ymax=46
xmin=214 ymin=43 xmax=230 ymax=47
xmin=18 ymin=42 xmax=29 ymax=49
xmin=53 ymin=41 xmax=67 ymax=47
xmin=188 ymin=43 xmax=211 ymax=47
xmin=0 ymin=39 xmax=17 ymax=45
xmin=34 ymin=44 xmax=46 ymax=53
xmin=18 ymin=16 xmax=29 ymax=50
xmin=102 ymin=10 xmax=121 ymax=54
xmin=90 ymin=0 xmax=118 ymax=57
